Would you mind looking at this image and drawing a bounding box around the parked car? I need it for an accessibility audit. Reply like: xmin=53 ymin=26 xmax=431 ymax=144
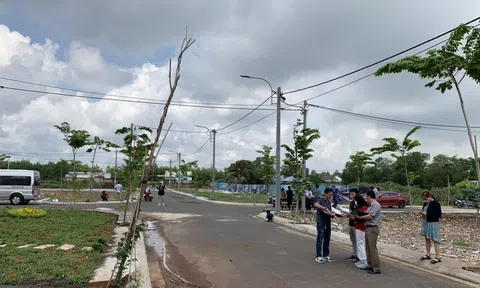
xmin=375 ymin=191 xmax=409 ymax=208
xmin=0 ymin=169 xmax=41 ymax=205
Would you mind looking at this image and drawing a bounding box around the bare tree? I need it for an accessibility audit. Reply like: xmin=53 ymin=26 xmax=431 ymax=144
xmin=113 ymin=30 xmax=195 ymax=286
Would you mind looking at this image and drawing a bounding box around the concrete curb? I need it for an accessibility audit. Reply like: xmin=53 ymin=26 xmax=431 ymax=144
xmin=169 ymin=189 xmax=271 ymax=207
xmin=39 ymin=200 xmax=125 ymax=205
xmin=87 ymin=208 xmax=152 ymax=288
xmin=255 ymin=212 xmax=480 ymax=287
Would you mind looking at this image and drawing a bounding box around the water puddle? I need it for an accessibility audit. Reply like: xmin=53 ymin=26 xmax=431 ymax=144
xmin=144 ymin=221 xmax=165 ymax=258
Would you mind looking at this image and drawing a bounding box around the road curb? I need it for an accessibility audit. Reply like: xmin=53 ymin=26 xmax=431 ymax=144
xmin=168 ymin=189 xmax=271 ymax=207
xmin=87 ymin=208 xmax=152 ymax=288
xmin=255 ymin=212 xmax=480 ymax=287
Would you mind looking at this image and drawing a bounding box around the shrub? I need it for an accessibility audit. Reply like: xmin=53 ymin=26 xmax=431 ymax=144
xmin=8 ymin=207 xmax=47 ymax=218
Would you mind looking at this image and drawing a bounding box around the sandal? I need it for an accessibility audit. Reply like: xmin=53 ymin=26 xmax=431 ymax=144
xmin=420 ymin=255 xmax=431 ymax=261
xmin=431 ymin=257 xmax=441 ymax=264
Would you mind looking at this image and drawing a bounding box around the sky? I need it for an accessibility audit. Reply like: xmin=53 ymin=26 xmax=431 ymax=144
xmin=0 ymin=1 xmax=480 ymax=174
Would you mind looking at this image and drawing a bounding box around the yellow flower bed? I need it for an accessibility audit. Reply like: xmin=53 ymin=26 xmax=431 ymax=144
xmin=8 ymin=207 xmax=47 ymax=218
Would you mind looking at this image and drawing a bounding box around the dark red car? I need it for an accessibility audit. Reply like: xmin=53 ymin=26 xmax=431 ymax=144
xmin=376 ymin=191 xmax=409 ymax=208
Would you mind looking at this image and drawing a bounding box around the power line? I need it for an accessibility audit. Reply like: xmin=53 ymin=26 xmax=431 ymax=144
xmin=0 ymin=76 xmax=266 ymax=108
xmin=283 ymin=16 xmax=480 ymax=95
xmin=133 ymin=124 xmax=205 ymax=134
xmin=219 ymin=111 xmax=276 ymax=135
xmin=183 ymin=138 xmax=211 ymax=158
xmin=217 ymin=95 xmax=276 ymax=131
xmin=308 ymin=103 xmax=480 ymax=132
xmin=0 ymin=85 xmax=298 ymax=111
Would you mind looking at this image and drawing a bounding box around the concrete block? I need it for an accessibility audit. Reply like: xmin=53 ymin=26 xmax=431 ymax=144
xmin=17 ymin=244 xmax=33 ymax=249
xmin=34 ymin=244 xmax=55 ymax=249
xmin=57 ymin=244 xmax=75 ymax=251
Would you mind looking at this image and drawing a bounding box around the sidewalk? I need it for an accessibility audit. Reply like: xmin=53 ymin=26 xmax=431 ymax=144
xmin=87 ymin=207 xmax=152 ymax=287
xmin=169 ymin=189 xmax=271 ymax=207
xmin=256 ymin=212 xmax=480 ymax=287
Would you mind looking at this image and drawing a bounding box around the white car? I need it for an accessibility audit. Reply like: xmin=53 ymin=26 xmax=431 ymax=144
xmin=0 ymin=169 xmax=41 ymax=205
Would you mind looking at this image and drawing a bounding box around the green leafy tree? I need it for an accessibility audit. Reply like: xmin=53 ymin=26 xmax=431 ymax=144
xmin=375 ymin=23 xmax=480 ymax=198
xmin=179 ymin=160 xmax=198 ymax=187
xmin=54 ymin=122 xmax=90 ymax=195
xmin=371 ymin=125 xmax=422 ymax=207
xmin=282 ymin=119 xmax=320 ymax=214
xmin=226 ymin=160 xmax=257 ymax=184
xmin=115 ymin=125 xmax=153 ymax=221
xmin=256 ymin=145 xmax=276 ymax=184
xmin=349 ymin=151 xmax=376 ymax=186
xmin=86 ymin=136 xmax=119 ymax=191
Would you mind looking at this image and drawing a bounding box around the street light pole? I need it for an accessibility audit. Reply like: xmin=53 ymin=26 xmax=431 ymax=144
xmin=275 ymin=87 xmax=282 ymax=215
xmin=195 ymin=125 xmax=216 ymax=200
xmin=301 ymin=100 xmax=308 ymax=212
xmin=240 ymin=75 xmax=282 ymax=215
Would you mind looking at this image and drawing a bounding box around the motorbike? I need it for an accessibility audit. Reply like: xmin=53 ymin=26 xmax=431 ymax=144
xmin=144 ymin=191 xmax=153 ymax=202
xmin=455 ymin=199 xmax=473 ymax=208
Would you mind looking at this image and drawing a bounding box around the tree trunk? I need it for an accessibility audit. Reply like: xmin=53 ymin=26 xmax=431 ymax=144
xmin=447 ymin=174 xmax=451 ymax=207
xmin=90 ymin=148 xmax=97 ymax=192
xmin=404 ymin=161 xmax=412 ymax=208
xmin=451 ymin=73 xmax=480 ymax=269
xmin=356 ymin=171 xmax=360 ymax=187
xmin=72 ymin=150 xmax=78 ymax=203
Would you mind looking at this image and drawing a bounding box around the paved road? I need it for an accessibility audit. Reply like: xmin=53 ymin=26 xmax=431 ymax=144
xmin=141 ymin=191 xmax=467 ymax=288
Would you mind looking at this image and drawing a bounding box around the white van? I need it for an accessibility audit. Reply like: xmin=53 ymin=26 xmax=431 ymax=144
xmin=0 ymin=169 xmax=41 ymax=205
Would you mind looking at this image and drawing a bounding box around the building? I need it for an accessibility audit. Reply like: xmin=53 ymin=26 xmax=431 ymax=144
xmin=157 ymin=170 xmax=192 ymax=184
xmin=323 ymin=175 xmax=342 ymax=184
xmin=65 ymin=172 xmax=112 ymax=183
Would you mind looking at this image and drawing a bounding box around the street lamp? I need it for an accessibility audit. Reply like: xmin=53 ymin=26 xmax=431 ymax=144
xmin=240 ymin=74 xmax=283 ymax=215
xmin=194 ymin=125 xmax=217 ymax=200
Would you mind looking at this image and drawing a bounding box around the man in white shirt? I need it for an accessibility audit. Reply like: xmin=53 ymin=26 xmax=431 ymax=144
xmin=114 ymin=181 xmax=123 ymax=199
xmin=305 ymin=189 xmax=313 ymax=210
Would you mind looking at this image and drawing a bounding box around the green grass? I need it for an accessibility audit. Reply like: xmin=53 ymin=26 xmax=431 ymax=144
xmin=41 ymin=191 xmax=120 ymax=202
xmin=179 ymin=188 xmax=269 ymax=203
xmin=452 ymin=241 xmax=472 ymax=248
xmin=0 ymin=208 xmax=116 ymax=286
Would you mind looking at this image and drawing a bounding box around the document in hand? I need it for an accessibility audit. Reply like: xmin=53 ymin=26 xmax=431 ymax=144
xmin=338 ymin=206 xmax=350 ymax=214
xmin=331 ymin=206 xmax=344 ymax=216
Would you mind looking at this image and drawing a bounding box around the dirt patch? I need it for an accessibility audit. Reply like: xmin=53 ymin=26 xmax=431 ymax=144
xmin=283 ymin=211 xmax=480 ymax=267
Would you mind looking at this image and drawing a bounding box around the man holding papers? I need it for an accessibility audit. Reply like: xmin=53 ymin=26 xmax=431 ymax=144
xmin=314 ymin=188 xmax=336 ymax=264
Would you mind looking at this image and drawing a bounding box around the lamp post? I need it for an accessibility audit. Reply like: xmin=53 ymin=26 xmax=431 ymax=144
xmin=240 ymin=75 xmax=283 ymax=215
xmin=194 ymin=125 xmax=216 ymax=200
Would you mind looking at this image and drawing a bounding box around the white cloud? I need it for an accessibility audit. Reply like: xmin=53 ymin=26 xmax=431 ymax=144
xmin=1 ymin=2 xmax=480 ymax=175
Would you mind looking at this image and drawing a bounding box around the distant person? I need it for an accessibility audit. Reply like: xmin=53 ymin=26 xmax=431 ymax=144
xmin=420 ymin=191 xmax=442 ymax=264
xmin=286 ymin=186 xmax=294 ymax=211
xmin=346 ymin=188 xmax=360 ymax=261
xmin=158 ymin=183 xmax=166 ymax=206
xmin=100 ymin=191 xmax=109 ymax=202
xmin=114 ymin=181 xmax=123 ymax=199
xmin=266 ymin=210 xmax=274 ymax=222
xmin=353 ymin=194 xmax=369 ymax=269
xmin=314 ymin=184 xmax=321 ymax=199
xmin=305 ymin=189 xmax=313 ymax=211
xmin=314 ymin=188 xmax=336 ymax=264
xmin=355 ymin=190 xmax=382 ymax=274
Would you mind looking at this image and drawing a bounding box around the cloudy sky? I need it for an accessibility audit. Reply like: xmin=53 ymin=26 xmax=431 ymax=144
xmin=0 ymin=1 xmax=479 ymax=173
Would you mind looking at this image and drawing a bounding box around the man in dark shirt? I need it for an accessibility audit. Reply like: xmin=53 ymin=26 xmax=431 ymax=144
xmin=286 ymin=186 xmax=294 ymax=211
xmin=347 ymin=188 xmax=360 ymax=261
xmin=314 ymin=188 xmax=336 ymax=263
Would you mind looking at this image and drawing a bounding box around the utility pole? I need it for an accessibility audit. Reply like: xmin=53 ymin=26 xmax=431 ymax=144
xmin=177 ymin=152 xmax=181 ymax=191
xmin=301 ymin=100 xmax=308 ymax=212
xmin=275 ymin=86 xmax=282 ymax=216
xmin=114 ymin=149 xmax=118 ymax=185
xmin=212 ymin=129 xmax=217 ymax=200
xmin=128 ymin=123 xmax=134 ymax=202
xmin=169 ymin=159 xmax=172 ymax=186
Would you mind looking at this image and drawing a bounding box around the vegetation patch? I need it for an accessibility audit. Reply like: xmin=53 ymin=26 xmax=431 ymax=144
xmin=0 ymin=208 xmax=116 ymax=286
xmin=8 ymin=207 xmax=47 ymax=218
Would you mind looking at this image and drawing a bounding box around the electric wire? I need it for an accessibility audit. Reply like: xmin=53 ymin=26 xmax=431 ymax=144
xmin=283 ymin=16 xmax=480 ymax=95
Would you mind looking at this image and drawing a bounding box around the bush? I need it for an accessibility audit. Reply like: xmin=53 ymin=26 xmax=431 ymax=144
xmin=8 ymin=207 xmax=47 ymax=218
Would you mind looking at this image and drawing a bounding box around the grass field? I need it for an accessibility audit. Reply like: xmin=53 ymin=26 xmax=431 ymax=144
xmin=41 ymin=190 xmax=120 ymax=202
xmin=178 ymin=188 xmax=270 ymax=203
xmin=0 ymin=208 xmax=116 ymax=286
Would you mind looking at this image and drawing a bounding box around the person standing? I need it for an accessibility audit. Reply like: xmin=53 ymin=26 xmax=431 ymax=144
xmin=420 ymin=191 xmax=442 ymax=264
xmin=114 ymin=181 xmax=123 ymax=200
xmin=158 ymin=183 xmax=166 ymax=206
xmin=305 ymin=188 xmax=313 ymax=211
xmin=356 ymin=190 xmax=382 ymax=274
xmin=346 ymin=188 xmax=360 ymax=261
xmin=286 ymin=186 xmax=294 ymax=211
xmin=314 ymin=188 xmax=336 ymax=264
xmin=353 ymin=194 xmax=369 ymax=269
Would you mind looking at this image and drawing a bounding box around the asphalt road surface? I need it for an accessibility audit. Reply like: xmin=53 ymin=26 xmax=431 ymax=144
xmin=141 ymin=191 xmax=467 ymax=288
